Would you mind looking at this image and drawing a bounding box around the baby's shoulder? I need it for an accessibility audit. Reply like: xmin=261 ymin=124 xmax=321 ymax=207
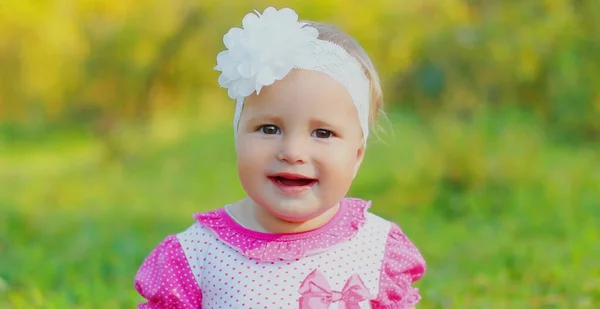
xmin=363 ymin=210 xmax=393 ymax=228
xmin=358 ymin=205 xmax=396 ymax=235
xmin=175 ymin=219 xmax=218 ymax=246
xmin=358 ymin=202 xmax=418 ymax=247
xmin=174 ymin=206 xmax=229 ymax=243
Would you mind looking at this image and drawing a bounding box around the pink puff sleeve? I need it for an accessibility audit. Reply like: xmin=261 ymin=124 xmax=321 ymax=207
xmin=371 ymin=224 xmax=426 ymax=309
xmin=134 ymin=235 xmax=202 ymax=309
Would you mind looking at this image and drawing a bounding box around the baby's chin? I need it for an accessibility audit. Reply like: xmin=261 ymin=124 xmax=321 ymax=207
xmin=263 ymin=201 xmax=334 ymax=223
xmin=271 ymin=212 xmax=320 ymax=223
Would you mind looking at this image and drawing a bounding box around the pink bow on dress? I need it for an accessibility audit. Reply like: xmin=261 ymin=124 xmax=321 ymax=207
xmin=298 ymin=269 xmax=371 ymax=309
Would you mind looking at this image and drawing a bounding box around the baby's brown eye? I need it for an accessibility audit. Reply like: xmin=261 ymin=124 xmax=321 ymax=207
xmin=259 ymin=125 xmax=280 ymax=135
xmin=313 ymin=129 xmax=333 ymax=138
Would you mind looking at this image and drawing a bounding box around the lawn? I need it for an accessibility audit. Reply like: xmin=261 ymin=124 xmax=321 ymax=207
xmin=1 ymin=109 xmax=598 ymax=308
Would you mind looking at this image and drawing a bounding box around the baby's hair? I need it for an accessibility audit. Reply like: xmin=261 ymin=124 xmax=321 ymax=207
xmin=301 ymin=20 xmax=387 ymax=139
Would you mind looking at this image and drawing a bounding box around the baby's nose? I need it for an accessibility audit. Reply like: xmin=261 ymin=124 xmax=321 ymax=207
xmin=276 ymin=137 xmax=308 ymax=164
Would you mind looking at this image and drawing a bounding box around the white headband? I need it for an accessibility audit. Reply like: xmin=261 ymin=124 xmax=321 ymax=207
xmin=214 ymin=7 xmax=371 ymax=145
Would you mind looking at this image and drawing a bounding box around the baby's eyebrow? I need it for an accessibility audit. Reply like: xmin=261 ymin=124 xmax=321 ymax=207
xmin=310 ymin=118 xmax=335 ymax=128
xmin=246 ymin=113 xmax=283 ymax=123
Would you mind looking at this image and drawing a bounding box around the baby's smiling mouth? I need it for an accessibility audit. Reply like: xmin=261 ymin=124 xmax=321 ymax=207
xmin=268 ymin=173 xmax=317 ymax=187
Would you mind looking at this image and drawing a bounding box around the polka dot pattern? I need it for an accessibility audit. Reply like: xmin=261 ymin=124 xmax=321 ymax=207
xmin=134 ymin=198 xmax=426 ymax=308
xmin=193 ymin=198 xmax=370 ymax=262
xmin=370 ymin=224 xmax=426 ymax=309
xmin=134 ymin=235 xmax=202 ymax=308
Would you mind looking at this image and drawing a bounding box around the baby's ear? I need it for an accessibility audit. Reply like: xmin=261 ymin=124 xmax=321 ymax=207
xmin=353 ymin=145 xmax=366 ymax=178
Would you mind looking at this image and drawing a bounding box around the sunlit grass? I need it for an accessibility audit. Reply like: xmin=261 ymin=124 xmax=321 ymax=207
xmin=1 ymin=109 xmax=598 ymax=308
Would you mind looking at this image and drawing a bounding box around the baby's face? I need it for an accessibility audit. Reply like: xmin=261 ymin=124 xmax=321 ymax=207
xmin=235 ymin=69 xmax=365 ymax=223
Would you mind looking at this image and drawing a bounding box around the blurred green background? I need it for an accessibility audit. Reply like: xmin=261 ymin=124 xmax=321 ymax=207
xmin=1 ymin=0 xmax=599 ymax=308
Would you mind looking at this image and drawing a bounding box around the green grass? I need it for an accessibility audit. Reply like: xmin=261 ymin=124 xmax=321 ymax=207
xmin=1 ymin=109 xmax=599 ymax=308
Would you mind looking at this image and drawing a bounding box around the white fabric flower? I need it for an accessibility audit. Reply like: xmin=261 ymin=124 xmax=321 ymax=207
xmin=214 ymin=7 xmax=319 ymax=99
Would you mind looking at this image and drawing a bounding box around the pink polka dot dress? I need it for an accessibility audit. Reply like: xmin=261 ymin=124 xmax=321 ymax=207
xmin=134 ymin=198 xmax=426 ymax=308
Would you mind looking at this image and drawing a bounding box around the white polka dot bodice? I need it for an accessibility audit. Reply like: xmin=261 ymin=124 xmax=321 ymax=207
xmin=178 ymin=213 xmax=389 ymax=308
xmin=134 ymin=198 xmax=426 ymax=309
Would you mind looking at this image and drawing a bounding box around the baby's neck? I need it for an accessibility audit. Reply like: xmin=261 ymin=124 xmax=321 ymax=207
xmin=229 ymin=198 xmax=340 ymax=234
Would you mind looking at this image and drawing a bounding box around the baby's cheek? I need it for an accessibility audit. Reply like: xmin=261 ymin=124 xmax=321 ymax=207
xmin=338 ymin=150 xmax=361 ymax=170
xmin=238 ymin=142 xmax=265 ymax=162
xmin=319 ymin=151 xmax=351 ymax=174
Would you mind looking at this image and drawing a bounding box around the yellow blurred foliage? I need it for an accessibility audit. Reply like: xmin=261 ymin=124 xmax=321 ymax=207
xmin=0 ymin=0 xmax=598 ymax=138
